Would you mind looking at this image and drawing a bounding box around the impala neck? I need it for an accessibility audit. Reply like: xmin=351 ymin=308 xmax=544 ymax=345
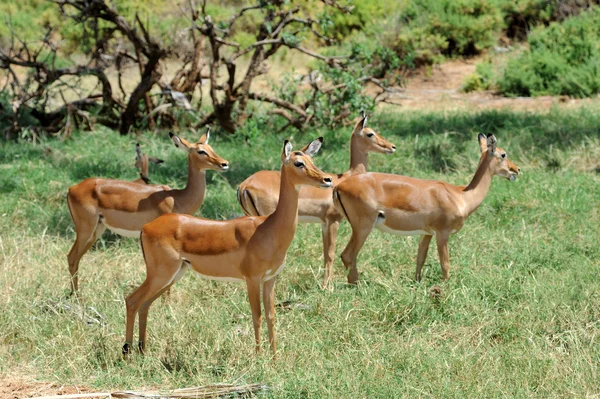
xmin=348 ymin=135 xmax=368 ymax=174
xmin=462 ymin=153 xmax=493 ymax=216
xmin=264 ymin=165 xmax=300 ymax=246
xmin=174 ymin=155 xmax=206 ymax=214
xmin=140 ymin=160 xmax=149 ymax=180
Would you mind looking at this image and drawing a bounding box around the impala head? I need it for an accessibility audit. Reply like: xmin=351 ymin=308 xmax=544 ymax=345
xmin=134 ymin=143 xmax=164 ymax=170
xmin=352 ymin=111 xmax=396 ymax=155
xmin=283 ymin=137 xmax=333 ymax=189
xmin=169 ymin=128 xmax=229 ymax=171
xmin=478 ymin=133 xmax=520 ymax=181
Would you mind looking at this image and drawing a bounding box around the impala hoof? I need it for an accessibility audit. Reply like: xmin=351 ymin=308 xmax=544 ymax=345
xmin=122 ymin=343 xmax=131 ymax=356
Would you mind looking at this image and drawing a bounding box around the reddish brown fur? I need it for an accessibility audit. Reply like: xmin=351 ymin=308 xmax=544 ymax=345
xmin=132 ymin=143 xmax=167 ymax=186
xmin=237 ymin=115 xmax=395 ymax=288
xmin=334 ymin=134 xmax=520 ymax=283
xmin=123 ymin=138 xmax=333 ymax=356
xmin=66 ymin=131 xmax=228 ymax=293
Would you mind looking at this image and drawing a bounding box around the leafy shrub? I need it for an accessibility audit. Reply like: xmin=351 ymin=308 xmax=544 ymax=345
xmin=498 ymin=7 xmax=600 ymax=97
xmin=501 ymin=0 xmax=555 ymax=39
xmin=0 ymin=92 xmax=41 ymax=134
xmin=321 ymin=0 xmax=396 ymax=40
xmin=390 ymin=0 xmax=504 ymax=66
xmin=462 ymin=60 xmax=495 ymax=92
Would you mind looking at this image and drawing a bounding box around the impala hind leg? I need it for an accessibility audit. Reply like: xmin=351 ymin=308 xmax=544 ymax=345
xmin=67 ymin=201 xmax=104 ymax=293
xmin=262 ymin=277 xmax=277 ymax=355
xmin=246 ymin=277 xmax=262 ymax=353
xmin=340 ymin=223 xmax=373 ymax=285
xmin=415 ymin=235 xmax=433 ymax=281
xmin=436 ymin=233 xmax=451 ymax=280
xmin=321 ymin=219 xmax=340 ymax=289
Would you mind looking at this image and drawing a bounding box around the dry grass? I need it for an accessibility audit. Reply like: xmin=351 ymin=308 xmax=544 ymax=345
xmin=1 ymin=108 xmax=600 ymax=397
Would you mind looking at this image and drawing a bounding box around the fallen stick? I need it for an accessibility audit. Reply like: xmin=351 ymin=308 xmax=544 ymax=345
xmin=27 ymin=383 xmax=267 ymax=399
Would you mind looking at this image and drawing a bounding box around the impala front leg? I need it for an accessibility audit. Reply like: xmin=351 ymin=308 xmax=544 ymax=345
xmin=436 ymin=233 xmax=451 ymax=280
xmin=321 ymin=219 xmax=340 ymax=289
xmin=137 ymin=283 xmax=174 ymax=354
xmin=415 ymin=235 xmax=433 ymax=281
xmin=262 ymin=277 xmax=277 ymax=356
xmin=247 ymin=277 xmax=262 ymax=353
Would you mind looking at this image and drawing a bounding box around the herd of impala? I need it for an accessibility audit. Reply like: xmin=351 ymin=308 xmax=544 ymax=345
xmin=66 ymin=112 xmax=520 ymax=356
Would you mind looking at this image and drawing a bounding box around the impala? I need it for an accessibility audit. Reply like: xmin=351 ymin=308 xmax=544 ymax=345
xmin=132 ymin=143 xmax=166 ymax=185
xmin=237 ymin=113 xmax=395 ymax=288
xmin=122 ymin=138 xmax=333 ymax=356
xmin=333 ymin=134 xmax=520 ymax=283
xmin=66 ymin=129 xmax=229 ymax=293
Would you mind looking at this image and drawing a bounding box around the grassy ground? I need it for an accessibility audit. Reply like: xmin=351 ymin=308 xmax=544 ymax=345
xmin=1 ymin=108 xmax=599 ymax=397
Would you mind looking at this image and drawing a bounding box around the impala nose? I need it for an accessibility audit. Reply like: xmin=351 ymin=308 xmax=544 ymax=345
xmin=517 ymin=168 xmax=521 ymax=173
xmin=220 ymin=162 xmax=229 ymax=170
xmin=323 ymin=177 xmax=332 ymax=184
xmin=392 ymin=145 xmax=396 ymax=150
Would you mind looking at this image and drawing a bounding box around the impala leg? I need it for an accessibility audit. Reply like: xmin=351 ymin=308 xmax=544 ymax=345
xmin=340 ymin=225 xmax=372 ymax=285
xmin=67 ymin=210 xmax=103 ymax=294
xmin=262 ymin=277 xmax=277 ymax=356
xmin=124 ymin=260 xmax=180 ymax=356
xmin=415 ymin=235 xmax=433 ymax=281
xmin=321 ymin=219 xmax=340 ymax=289
xmin=247 ymin=277 xmax=262 ymax=353
xmin=137 ymin=282 xmax=174 ymax=354
xmin=138 ymin=264 xmax=188 ymax=352
xmin=436 ymin=233 xmax=451 ymax=280
xmin=124 ymin=277 xmax=169 ymax=356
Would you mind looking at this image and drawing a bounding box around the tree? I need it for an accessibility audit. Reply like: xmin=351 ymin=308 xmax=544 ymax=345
xmin=0 ymin=0 xmax=401 ymax=139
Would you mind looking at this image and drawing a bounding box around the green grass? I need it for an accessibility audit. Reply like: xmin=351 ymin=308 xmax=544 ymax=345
xmin=1 ymin=108 xmax=600 ymax=397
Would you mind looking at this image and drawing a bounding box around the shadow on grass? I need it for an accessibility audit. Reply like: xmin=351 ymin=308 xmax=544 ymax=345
xmin=378 ymin=108 xmax=600 ymax=151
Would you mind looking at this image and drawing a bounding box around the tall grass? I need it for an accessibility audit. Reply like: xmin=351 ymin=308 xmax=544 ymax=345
xmin=1 ymin=108 xmax=599 ymax=397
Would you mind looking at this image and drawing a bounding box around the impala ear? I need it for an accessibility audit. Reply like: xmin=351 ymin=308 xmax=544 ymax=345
xmin=198 ymin=126 xmax=210 ymax=144
xmin=353 ymin=110 xmax=368 ymax=136
xmin=170 ymin=132 xmax=192 ymax=153
xmin=148 ymin=156 xmax=164 ymax=165
xmin=282 ymin=140 xmax=293 ymax=164
xmin=486 ymin=134 xmax=497 ymax=154
xmin=478 ymin=133 xmax=487 ymax=153
xmin=303 ymin=136 xmax=323 ymax=157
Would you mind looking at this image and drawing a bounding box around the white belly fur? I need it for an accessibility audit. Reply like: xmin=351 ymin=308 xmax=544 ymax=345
xmin=375 ymin=223 xmax=431 ymax=237
xmin=298 ymin=216 xmax=323 ymax=224
xmin=104 ymin=223 xmax=140 ymax=238
xmin=191 ymin=269 xmax=244 ymax=283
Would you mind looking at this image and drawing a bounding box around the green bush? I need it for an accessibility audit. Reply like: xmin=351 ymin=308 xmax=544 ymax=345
xmin=501 ymin=0 xmax=554 ymax=39
xmin=390 ymin=0 xmax=504 ymax=66
xmin=498 ymin=7 xmax=600 ymax=97
xmin=462 ymin=60 xmax=495 ymax=92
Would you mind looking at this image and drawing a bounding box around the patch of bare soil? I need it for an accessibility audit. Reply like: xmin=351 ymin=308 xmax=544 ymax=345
xmin=0 ymin=375 xmax=96 ymax=399
xmin=381 ymin=58 xmax=597 ymax=112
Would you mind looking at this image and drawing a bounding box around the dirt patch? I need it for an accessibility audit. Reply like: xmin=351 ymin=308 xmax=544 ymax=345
xmin=0 ymin=375 xmax=96 ymax=399
xmin=380 ymin=58 xmax=597 ymax=112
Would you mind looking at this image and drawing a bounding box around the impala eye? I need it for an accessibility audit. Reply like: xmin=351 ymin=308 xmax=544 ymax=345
xmin=198 ymin=150 xmax=207 ymax=155
xmin=366 ymin=133 xmax=374 ymax=138
xmin=501 ymin=153 xmax=506 ymax=159
xmin=294 ymin=161 xmax=305 ymax=168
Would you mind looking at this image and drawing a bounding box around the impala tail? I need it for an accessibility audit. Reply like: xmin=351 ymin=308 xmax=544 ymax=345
xmin=332 ymin=187 xmax=350 ymax=222
xmin=237 ymin=187 xmax=261 ymax=216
